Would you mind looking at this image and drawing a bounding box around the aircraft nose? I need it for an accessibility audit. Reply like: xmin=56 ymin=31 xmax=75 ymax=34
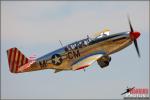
xmin=130 ymin=31 xmax=140 ymax=40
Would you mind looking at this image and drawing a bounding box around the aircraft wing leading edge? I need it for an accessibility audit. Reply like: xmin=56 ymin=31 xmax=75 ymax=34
xmin=71 ymin=54 xmax=104 ymax=70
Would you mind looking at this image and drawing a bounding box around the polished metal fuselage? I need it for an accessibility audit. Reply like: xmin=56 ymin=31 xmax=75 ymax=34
xmin=23 ymin=31 xmax=132 ymax=72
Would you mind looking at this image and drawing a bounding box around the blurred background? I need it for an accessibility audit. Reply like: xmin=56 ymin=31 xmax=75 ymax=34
xmin=1 ymin=1 xmax=149 ymax=99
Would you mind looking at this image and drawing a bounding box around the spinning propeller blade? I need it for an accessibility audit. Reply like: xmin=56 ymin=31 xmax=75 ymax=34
xmin=127 ymin=16 xmax=141 ymax=58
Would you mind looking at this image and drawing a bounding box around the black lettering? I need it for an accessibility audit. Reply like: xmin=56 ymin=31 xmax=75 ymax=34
xmin=74 ymin=43 xmax=78 ymax=49
xmin=72 ymin=43 xmax=76 ymax=49
xmin=39 ymin=60 xmax=47 ymax=67
xmin=43 ymin=60 xmax=47 ymax=67
xmin=67 ymin=52 xmax=73 ymax=59
xmin=67 ymin=45 xmax=72 ymax=51
xmin=66 ymin=39 xmax=90 ymax=52
xmin=39 ymin=61 xmax=42 ymax=66
xmin=73 ymin=50 xmax=80 ymax=58
xmin=77 ymin=41 xmax=82 ymax=48
xmin=82 ymin=41 xmax=86 ymax=46
xmin=84 ymin=40 xmax=88 ymax=46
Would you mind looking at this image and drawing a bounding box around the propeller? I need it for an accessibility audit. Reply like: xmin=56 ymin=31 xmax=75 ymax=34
xmin=127 ymin=16 xmax=141 ymax=57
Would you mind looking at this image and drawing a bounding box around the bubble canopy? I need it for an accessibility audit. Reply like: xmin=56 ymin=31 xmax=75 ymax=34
xmin=95 ymin=30 xmax=110 ymax=39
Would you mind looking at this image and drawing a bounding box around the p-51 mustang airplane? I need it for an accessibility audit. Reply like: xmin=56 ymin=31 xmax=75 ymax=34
xmin=7 ymin=17 xmax=141 ymax=73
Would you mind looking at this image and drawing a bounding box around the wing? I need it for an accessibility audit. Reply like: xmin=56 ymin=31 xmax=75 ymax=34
xmin=71 ymin=53 xmax=104 ymax=70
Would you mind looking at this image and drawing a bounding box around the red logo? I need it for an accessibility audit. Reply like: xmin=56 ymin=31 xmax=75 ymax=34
xmin=122 ymin=87 xmax=149 ymax=99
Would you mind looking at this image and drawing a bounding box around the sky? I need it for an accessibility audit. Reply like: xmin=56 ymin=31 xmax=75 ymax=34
xmin=1 ymin=1 xmax=149 ymax=99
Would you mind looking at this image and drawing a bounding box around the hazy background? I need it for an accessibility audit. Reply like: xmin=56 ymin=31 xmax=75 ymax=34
xmin=1 ymin=1 xmax=149 ymax=99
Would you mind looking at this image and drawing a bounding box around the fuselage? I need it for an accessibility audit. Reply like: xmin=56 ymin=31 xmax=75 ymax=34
xmin=23 ymin=31 xmax=132 ymax=72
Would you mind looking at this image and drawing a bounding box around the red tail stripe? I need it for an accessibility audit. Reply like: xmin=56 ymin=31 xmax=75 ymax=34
xmin=11 ymin=48 xmax=17 ymax=72
xmin=15 ymin=50 xmax=21 ymax=72
xmin=21 ymin=54 xmax=25 ymax=66
xmin=23 ymin=56 xmax=26 ymax=65
xmin=7 ymin=48 xmax=30 ymax=73
xmin=8 ymin=48 xmax=13 ymax=69
xmin=13 ymin=48 xmax=19 ymax=73
xmin=18 ymin=53 xmax=23 ymax=67
xmin=16 ymin=50 xmax=21 ymax=67
xmin=25 ymin=58 xmax=28 ymax=64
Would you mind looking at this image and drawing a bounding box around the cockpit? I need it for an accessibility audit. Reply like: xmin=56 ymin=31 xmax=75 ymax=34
xmin=65 ymin=29 xmax=111 ymax=50
xmin=88 ymin=29 xmax=111 ymax=45
xmin=94 ymin=29 xmax=110 ymax=39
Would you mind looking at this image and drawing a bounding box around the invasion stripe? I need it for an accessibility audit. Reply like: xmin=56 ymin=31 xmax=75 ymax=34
xmin=11 ymin=48 xmax=17 ymax=72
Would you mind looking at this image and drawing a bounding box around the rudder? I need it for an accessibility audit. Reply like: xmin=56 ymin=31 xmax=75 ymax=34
xmin=6 ymin=47 xmax=29 ymax=73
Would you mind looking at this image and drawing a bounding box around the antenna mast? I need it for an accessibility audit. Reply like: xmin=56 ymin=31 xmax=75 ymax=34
xmin=59 ymin=40 xmax=63 ymax=47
